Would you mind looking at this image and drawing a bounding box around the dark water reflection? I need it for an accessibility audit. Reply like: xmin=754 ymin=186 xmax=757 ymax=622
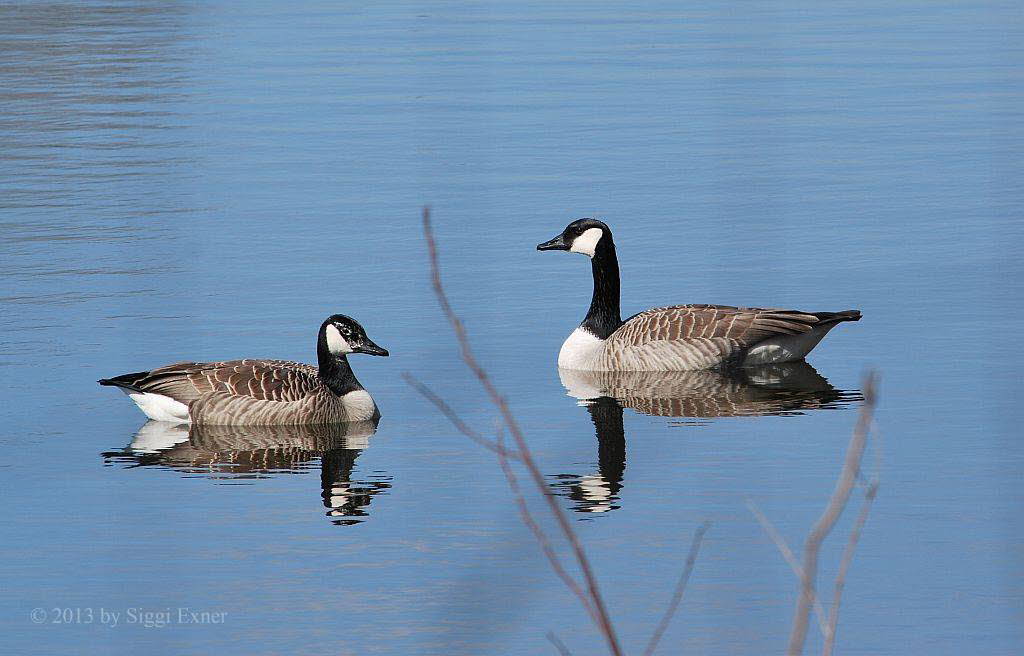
xmin=102 ymin=420 xmax=391 ymax=526
xmin=552 ymin=363 xmax=859 ymax=515
xmin=549 ymin=396 xmax=627 ymax=516
xmin=559 ymin=362 xmax=859 ymax=420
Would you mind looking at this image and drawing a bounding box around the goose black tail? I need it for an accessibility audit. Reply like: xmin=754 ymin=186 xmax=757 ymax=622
xmin=812 ymin=309 xmax=862 ymax=325
xmin=97 ymin=370 xmax=151 ymax=392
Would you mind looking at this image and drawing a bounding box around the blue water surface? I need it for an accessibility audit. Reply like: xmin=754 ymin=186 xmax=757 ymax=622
xmin=1 ymin=1 xmax=1021 ymax=654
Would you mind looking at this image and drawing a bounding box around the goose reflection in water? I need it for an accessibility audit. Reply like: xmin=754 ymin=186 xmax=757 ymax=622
xmin=102 ymin=420 xmax=390 ymax=526
xmin=551 ymin=362 xmax=861 ymax=516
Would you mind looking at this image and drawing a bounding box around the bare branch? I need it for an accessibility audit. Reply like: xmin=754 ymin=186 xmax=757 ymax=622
xmin=787 ymin=372 xmax=878 ymax=656
xmin=415 ymin=207 xmax=624 ymax=656
xmin=642 ymin=521 xmax=711 ymax=656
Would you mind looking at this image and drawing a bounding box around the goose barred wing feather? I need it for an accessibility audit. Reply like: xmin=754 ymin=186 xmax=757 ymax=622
xmin=604 ymin=304 xmax=823 ymax=370
xmin=128 ymin=359 xmax=323 ymax=404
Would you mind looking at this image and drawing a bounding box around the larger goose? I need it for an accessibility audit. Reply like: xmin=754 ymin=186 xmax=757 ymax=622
xmin=98 ymin=314 xmax=388 ymax=425
xmin=537 ymin=219 xmax=860 ymax=371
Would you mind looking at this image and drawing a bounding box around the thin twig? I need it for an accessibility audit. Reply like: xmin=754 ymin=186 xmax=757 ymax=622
xmin=416 ymin=207 xmax=624 ymax=656
xmin=747 ymin=502 xmax=828 ymax=638
xmin=822 ymin=480 xmax=878 ymax=656
xmin=747 ymin=502 xmax=804 ymax=580
xmin=642 ymin=521 xmax=711 ymax=656
xmin=824 ymin=410 xmax=883 ymax=656
xmin=546 ymin=631 xmax=573 ymax=656
xmin=787 ymin=372 xmax=878 ymax=656
xmin=402 ymin=372 xmax=519 ymax=459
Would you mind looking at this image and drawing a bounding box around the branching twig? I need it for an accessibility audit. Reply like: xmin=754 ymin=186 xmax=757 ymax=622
xmin=787 ymin=372 xmax=878 ymax=656
xmin=412 ymin=207 xmax=624 ymax=656
xmin=824 ymin=411 xmax=882 ymax=656
xmin=642 ymin=521 xmax=711 ymax=656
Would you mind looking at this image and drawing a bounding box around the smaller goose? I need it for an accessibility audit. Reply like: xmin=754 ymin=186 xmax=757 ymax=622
xmin=99 ymin=314 xmax=388 ymax=425
xmin=538 ymin=219 xmax=861 ymax=371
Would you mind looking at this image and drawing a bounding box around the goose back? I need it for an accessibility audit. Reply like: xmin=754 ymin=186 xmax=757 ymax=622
xmin=112 ymin=359 xmax=322 ymax=403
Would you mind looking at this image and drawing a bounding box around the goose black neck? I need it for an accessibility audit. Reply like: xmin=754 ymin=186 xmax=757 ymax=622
xmin=582 ymin=236 xmax=622 ymax=339
xmin=316 ymin=333 xmax=364 ymax=397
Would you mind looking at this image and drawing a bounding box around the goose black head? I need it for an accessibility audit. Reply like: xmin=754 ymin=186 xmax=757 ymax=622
xmin=321 ymin=314 xmax=389 ymax=357
xmin=537 ymin=218 xmax=612 ymax=258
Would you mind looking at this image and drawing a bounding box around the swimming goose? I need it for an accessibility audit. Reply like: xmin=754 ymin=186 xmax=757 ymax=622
xmin=537 ymin=219 xmax=860 ymax=371
xmin=98 ymin=314 xmax=388 ymax=425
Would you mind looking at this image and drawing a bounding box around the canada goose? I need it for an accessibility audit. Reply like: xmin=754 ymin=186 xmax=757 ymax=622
xmin=537 ymin=219 xmax=861 ymax=371
xmin=98 ymin=314 xmax=388 ymax=425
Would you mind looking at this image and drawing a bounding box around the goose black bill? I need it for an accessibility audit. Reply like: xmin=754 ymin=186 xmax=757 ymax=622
xmin=356 ymin=340 xmax=389 ymax=357
xmin=537 ymin=234 xmax=569 ymax=251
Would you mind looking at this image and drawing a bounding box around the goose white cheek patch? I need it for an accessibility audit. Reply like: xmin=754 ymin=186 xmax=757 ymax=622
xmin=569 ymin=227 xmax=604 ymax=257
xmin=325 ymin=324 xmax=353 ymax=354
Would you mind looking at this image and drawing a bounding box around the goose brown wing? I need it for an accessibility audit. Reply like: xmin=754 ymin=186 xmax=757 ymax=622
xmin=611 ymin=304 xmax=821 ymax=347
xmin=602 ymin=304 xmax=823 ymax=370
xmin=129 ymin=359 xmax=322 ymax=403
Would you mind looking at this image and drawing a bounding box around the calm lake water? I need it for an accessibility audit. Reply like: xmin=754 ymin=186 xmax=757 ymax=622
xmin=1 ymin=1 xmax=1021 ymax=654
